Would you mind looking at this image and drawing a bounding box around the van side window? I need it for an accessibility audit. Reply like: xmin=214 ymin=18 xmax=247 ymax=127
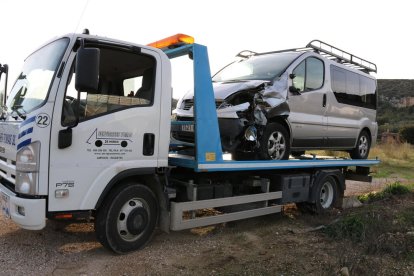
xmin=331 ymin=65 xmax=376 ymax=109
xmin=292 ymin=57 xmax=324 ymax=92
xmin=62 ymin=47 xmax=156 ymax=126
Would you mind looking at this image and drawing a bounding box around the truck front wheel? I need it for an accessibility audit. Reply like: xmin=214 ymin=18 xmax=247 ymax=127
xmin=95 ymin=183 xmax=158 ymax=254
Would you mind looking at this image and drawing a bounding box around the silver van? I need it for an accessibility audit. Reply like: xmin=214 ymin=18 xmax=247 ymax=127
xmin=173 ymin=40 xmax=378 ymax=160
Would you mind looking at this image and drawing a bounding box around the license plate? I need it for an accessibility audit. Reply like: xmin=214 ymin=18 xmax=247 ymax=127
xmin=0 ymin=192 xmax=10 ymax=219
xmin=181 ymin=124 xmax=194 ymax=132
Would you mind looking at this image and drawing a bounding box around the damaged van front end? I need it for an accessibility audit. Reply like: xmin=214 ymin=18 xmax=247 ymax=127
xmin=174 ymin=71 xmax=292 ymax=157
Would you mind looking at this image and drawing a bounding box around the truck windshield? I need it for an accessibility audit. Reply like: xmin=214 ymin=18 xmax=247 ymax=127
xmin=213 ymin=52 xmax=300 ymax=82
xmin=6 ymin=38 xmax=69 ymax=115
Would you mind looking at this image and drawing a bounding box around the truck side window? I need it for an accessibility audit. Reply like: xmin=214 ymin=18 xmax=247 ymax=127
xmin=62 ymin=47 xmax=156 ymax=126
xmin=292 ymin=57 xmax=324 ymax=92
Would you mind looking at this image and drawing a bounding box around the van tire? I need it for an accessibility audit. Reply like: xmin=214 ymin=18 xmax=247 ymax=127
xmin=259 ymin=123 xmax=290 ymax=160
xmin=95 ymin=183 xmax=158 ymax=254
xmin=350 ymin=130 xmax=371 ymax=159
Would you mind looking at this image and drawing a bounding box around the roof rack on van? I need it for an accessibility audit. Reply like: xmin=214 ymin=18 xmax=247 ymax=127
xmin=236 ymin=50 xmax=258 ymax=58
xmin=307 ymin=40 xmax=377 ymax=74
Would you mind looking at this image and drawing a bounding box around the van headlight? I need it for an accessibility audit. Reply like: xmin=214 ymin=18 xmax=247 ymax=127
xmin=15 ymin=141 xmax=40 ymax=195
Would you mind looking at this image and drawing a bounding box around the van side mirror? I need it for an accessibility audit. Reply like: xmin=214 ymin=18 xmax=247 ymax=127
xmin=75 ymin=46 xmax=100 ymax=93
xmin=289 ymin=73 xmax=296 ymax=79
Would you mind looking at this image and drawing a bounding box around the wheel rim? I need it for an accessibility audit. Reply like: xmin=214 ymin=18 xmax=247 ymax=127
xmin=267 ymin=131 xmax=286 ymax=160
xmin=117 ymin=198 xmax=149 ymax=242
xmin=320 ymin=181 xmax=334 ymax=209
xmin=358 ymin=135 xmax=369 ymax=157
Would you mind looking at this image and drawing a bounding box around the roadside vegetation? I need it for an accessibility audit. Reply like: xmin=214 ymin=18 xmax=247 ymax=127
xmin=325 ymin=183 xmax=414 ymax=261
xmin=369 ymin=142 xmax=414 ymax=179
xmin=313 ymin=142 xmax=414 ymax=180
xmin=357 ymin=181 xmax=413 ymax=203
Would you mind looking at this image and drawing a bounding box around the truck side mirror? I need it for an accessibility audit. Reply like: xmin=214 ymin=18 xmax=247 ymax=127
xmin=75 ymin=46 xmax=100 ymax=93
xmin=289 ymin=86 xmax=301 ymax=94
xmin=58 ymin=128 xmax=72 ymax=149
xmin=0 ymin=64 xmax=8 ymax=105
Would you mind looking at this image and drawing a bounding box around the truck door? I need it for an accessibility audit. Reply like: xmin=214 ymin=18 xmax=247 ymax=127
xmin=48 ymin=43 xmax=162 ymax=212
xmin=288 ymin=57 xmax=328 ymax=148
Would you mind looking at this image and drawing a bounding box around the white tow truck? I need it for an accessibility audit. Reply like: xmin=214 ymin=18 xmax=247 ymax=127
xmin=0 ymin=32 xmax=379 ymax=253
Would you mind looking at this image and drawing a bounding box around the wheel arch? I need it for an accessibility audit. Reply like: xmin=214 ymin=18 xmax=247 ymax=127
xmin=94 ymin=168 xmax=169 ymax=231
xmin=309 ymin=169 xmax=345 ymax=205
xmin=353 ymin=127 xmax=372 ymax=147
xmin=267 ymin=115 xmax=292 ymax=139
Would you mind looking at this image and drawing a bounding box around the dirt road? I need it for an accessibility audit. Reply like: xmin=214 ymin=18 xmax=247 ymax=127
xmin=1 ymin=180 xmax=412 ymax=275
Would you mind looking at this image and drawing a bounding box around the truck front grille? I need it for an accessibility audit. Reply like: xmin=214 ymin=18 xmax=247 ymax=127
xmin=0 ymin=157 xmax=16 ymax=190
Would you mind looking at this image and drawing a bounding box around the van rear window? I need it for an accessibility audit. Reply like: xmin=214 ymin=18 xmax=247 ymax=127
xmin=330 ymin=65 xmax=376 ymax=109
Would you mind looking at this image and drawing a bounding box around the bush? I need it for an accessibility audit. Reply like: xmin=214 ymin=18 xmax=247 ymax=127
xmin=325 ymin=214 xmax=366 ymax=242
xmin=400 ymin=125 xmax=414 ymax=144
xmin=358 ymin=182 xmax=411 ymax=203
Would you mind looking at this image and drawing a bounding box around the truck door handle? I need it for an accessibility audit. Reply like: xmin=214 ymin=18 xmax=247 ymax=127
xmin=143 ymin=133 xmax=155 ymax=156
xmin=322 ymin=94 xmax=326 ymax=107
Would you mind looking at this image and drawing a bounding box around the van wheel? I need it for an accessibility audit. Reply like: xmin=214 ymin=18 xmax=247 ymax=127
xmin=259 ymin=123 xmax=290 ymax=160
xmin=95 ymin=183 xmax=158 ymax=254
xmin=350 ymin=130 xmax=370 ymax=159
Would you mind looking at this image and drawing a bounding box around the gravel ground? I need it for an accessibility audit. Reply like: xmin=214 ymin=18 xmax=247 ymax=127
xmin=0 ymin=179 xmax=412 ymax=275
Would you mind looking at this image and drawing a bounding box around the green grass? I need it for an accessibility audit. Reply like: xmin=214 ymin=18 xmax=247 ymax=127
xmin=358 ymin=181 xmax=412 ymax=203
xmin=325 ymin=214 xmax=367 ymax=242
xmin=325 ymin=204 xmax=414 ymax=259
xmin=369 ymin=143 xmax=414 ymax=179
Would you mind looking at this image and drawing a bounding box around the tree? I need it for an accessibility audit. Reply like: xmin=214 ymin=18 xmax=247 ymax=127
xmin=400 ymin=125 xmax=414 ymax=144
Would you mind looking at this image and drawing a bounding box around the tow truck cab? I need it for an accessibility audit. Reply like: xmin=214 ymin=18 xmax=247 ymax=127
xmin=0 ymin=33 xmax=172 ymax=230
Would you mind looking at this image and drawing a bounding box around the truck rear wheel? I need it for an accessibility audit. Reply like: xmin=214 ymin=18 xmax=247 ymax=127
xmin=95 ymin=183 xmax=158 ymax=254
xmin=297 ymin=175 xmax=339 ymax=214
xmin=313 ymin=175 xmax=338 ymax=213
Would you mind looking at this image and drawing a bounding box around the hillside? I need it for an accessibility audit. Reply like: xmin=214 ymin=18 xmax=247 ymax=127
xmin=377 ymin=79 xmax=414 ymax=133
xmin=378 ymin=79 xmax=414 ymax=99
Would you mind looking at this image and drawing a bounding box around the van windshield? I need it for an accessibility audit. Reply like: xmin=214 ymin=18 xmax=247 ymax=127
xmin=213 ymin=52 xmax=300 ymax=82
xmin=6 ymin=38 xmax=69 ymax=115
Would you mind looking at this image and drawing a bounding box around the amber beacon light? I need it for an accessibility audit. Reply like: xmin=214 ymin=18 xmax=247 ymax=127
xmin=148 ymin=34 xmax=194 ymax=49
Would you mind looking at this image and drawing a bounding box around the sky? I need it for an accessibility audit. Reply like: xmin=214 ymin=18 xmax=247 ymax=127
xmin=1 ymin=0 xmax=413 ymax=99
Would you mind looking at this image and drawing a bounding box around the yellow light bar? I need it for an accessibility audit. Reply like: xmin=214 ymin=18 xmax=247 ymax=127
xmin=148 ymin=34 xmax=194 ymax=49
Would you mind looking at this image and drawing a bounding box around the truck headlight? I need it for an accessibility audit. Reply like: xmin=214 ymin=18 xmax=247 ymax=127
xmin=15 ymin=141 xmax=40 ymax=195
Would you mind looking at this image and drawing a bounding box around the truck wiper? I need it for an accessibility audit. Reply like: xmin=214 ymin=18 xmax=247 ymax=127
xmin=11 ymin=105 xmax=27 ymax=120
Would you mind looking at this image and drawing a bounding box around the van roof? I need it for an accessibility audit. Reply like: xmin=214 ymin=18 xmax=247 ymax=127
xmin=237 ymin=40 xmax=377 ymax=75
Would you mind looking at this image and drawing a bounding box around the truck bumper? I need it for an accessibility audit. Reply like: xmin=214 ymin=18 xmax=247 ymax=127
xmin=0 ymin=184 xmax=46 ymax=230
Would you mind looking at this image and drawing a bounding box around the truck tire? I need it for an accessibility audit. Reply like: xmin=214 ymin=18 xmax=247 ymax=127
xmin=349 ymin=130 xmax=370 ymax=159
xmin=312 ymin=175 xmax=338 ymax=213
xmin=95 ymin=183 xmax=158 ymax=254
xmin=259 ymin=123 xmax=290 ymax=160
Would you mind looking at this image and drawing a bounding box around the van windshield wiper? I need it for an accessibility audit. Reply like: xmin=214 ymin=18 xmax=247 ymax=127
xmin=11 ymin=105 xmax=27 ymax=120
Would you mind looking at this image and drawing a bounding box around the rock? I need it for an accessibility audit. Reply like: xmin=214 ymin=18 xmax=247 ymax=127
xmin=342 ymin=197 xmax=363 ymax=209
xmin=407 ymin=231 xmax=414 ymax=236
xmin=340 ymin=267 xmax=350 ymax=276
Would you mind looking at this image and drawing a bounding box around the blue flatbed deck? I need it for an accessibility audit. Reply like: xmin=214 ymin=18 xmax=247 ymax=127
xmin=168 ymin=153 xmax=380 ymax=172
